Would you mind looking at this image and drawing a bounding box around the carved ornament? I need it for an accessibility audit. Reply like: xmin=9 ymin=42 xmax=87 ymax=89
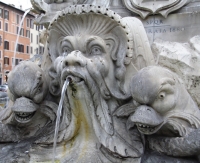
xmin=123 ymin=0 xmax=191 ymax=18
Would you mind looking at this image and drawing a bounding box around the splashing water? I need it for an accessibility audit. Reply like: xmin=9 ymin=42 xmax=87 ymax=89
xmin=52 ymin=79 xmax=69 ymax=163
xmin=12 ymin=8 xmax=31 ymax=69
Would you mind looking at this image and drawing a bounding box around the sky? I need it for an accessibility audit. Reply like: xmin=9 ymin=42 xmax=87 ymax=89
xmin=0 ymin=0 xmax=32 ymax=10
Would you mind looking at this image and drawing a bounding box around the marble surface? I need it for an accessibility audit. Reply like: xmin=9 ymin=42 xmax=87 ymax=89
xmin=0 ymin=1 xmax=200 ymax=162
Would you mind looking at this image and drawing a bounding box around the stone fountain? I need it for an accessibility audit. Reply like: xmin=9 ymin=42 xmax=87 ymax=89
xmin=1 ymin=0 xmax=200 ymax=162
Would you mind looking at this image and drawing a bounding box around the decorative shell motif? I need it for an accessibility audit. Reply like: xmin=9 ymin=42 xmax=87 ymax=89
xmin=123 ymin=0 xmax=191 ymax=18
xmin=47 ymin=4 xmax=134 ymax=62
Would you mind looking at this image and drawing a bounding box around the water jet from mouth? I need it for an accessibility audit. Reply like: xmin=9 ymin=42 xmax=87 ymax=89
xmin=52 ymin=79 xmax=69 ymax=163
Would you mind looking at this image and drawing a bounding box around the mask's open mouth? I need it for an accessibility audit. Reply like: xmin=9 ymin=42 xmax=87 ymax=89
xmin=67 ymin=75 xmax=84 ymax=84
xmin=15 ymin=111 xmax=36 ymax=123
xmin=62 ymin=69 xmax=85 ymax=86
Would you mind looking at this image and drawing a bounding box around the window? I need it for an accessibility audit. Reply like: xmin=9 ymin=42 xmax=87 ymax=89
xmin=27 ymin=18 xmax=30 ymax=27
xmin=4 ymin=10 xmax=9 ymax=20
xmin=30 ymin=19 xmax=34 ymax=29
xmin=12 ymin=58 xmax=18 ymax=66
xmin=40 ymin=25 xmax=43 ymax=30
xmin=30 ymin=46 xmax=33 ymax=54
xmin=0 ymin=74 xmax=2 ymax=84
xmin=16 ymin=27 xmax=19 ymax=34
xmin=0 ymin=21 xmax=1 ymax=29
xmin=4 ymin=57 xmax=9 ymax=65
xmin=36 ymin=25 xmax=43 ymax=31
xmin=37 ymin=35 xmax=39 ymax=44
xmin=4 ymin=41 xmax=9 ymax=50
xmin=39 ymin=46 xmax=44 ymax=54
xmin=0 ymin=36 xmax=2 ymax=46
xmin=5 ymin=23 xmax=8 ymax=32
xmin=17 ymin=44 xmax=24 ymax=52
xmin=16 ymin=15 xmax=19 ymax=24
xmin=20 ymin=28 xmax=24 ymax=36
xmin=31 ymin=33 xmax=33 ymax=42
xmin=0 ymin=50 xmax=1 ymax=58
xmin=21 ymin=16 xmax=23 ymax=25
xmin=36 ymin=25 xmax=39 ymax=31
xmin=17 ymin=27 xmax=24 ymax=36
xmin=26 ymin=46 xmax=29 ymax=54
xmin=26 ymin=30 xmax=30 ymax=38
xmin=12 ymin=58 xmax=22 ymax=66
xmin=0 ymin=8 xmax=3 ymax=18
xmin=36 ymin=48 xmax=38 ymax=54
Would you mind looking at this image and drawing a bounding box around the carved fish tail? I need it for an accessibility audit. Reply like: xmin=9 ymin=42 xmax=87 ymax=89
xmin=148 ymin=128 xmax=200 ymax=156
xmin=0 ymin=124 xmax=20 ymax=142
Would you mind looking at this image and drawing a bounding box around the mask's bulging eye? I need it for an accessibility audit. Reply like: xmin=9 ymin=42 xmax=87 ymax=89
xmin=62 ymin=47 xmax=71 ymax=56
xmin=90 ymin=46 xmax=102 ymax=56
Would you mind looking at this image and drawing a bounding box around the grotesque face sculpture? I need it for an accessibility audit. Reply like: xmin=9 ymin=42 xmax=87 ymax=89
xmin=48 ymin=9 xmax=133 ymax=100
xmin=46 ymin=6 xmax=149 ymax=160
xmin=60 ymin=35 xmax=112 ymax=90
xmin=48 ymin=8 xmax=129 ymax=149
xmin=128 ymin=66 xmax=200 ymax=136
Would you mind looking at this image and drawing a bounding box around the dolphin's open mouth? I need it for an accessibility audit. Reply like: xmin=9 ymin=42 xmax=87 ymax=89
xmin=15 ymin=111 xmax=36 ymax=123
xmin=11 ymin=97 xmax=38 ymax=124
xmin=128 ymin=105 xmax=165 ymax=135
xmin=135 ymin=122 xmax=163 ymax=134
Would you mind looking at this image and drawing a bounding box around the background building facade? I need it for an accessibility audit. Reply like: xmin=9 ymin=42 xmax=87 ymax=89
xmin=0 ymin=2 xmax=35 ymax=84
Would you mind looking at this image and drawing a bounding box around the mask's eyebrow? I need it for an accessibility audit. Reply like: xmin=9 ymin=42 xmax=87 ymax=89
xmin=85 ymin=36 xmax=105 ymax=51
xmin=61 ymin=37 xmax=74 ymax=49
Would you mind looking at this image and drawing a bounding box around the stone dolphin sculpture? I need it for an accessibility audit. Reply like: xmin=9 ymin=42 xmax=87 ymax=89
xmin=126 ymin=66 xmax=200 ymax=158
xmin=0 ymin=61 xmax=57 ymax=142
xmin=128 ymin=66 xmax=200 ymax=137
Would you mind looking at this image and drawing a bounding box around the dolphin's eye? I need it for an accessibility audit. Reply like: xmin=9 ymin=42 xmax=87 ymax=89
xmin=158 ymin=92 xmax=165 ymax=99
xmin=90 ymin=46 xmax=102 ymax=56
xmin=36 ymin=86 xmax=42 ymax=94
xmin=35 ymin=83 xmax=43 ymax=95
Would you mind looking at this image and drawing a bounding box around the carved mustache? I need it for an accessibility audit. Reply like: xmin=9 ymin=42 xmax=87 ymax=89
xmin=61 ymin=67 xmax=86 ymax=85
xmin=59 ymin=62 xmax=111 ymax=99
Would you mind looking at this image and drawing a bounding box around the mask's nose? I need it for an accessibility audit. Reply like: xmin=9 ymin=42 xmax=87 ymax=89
xmin=62 ymin=50 xmax=86 ymax=69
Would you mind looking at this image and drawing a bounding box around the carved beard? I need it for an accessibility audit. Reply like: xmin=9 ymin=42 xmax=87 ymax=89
xmin=49 ymin=60 xmax=114 ymax=162
xmin=63 ymin=68 xmax=143 ymax=159
xmin=47 ymin=46 xmax=145 ymax=161
xmin=60 ymin=57 xmax=114 ymax=136
xmin=48 ymin=54 xmax=143 ymax=159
